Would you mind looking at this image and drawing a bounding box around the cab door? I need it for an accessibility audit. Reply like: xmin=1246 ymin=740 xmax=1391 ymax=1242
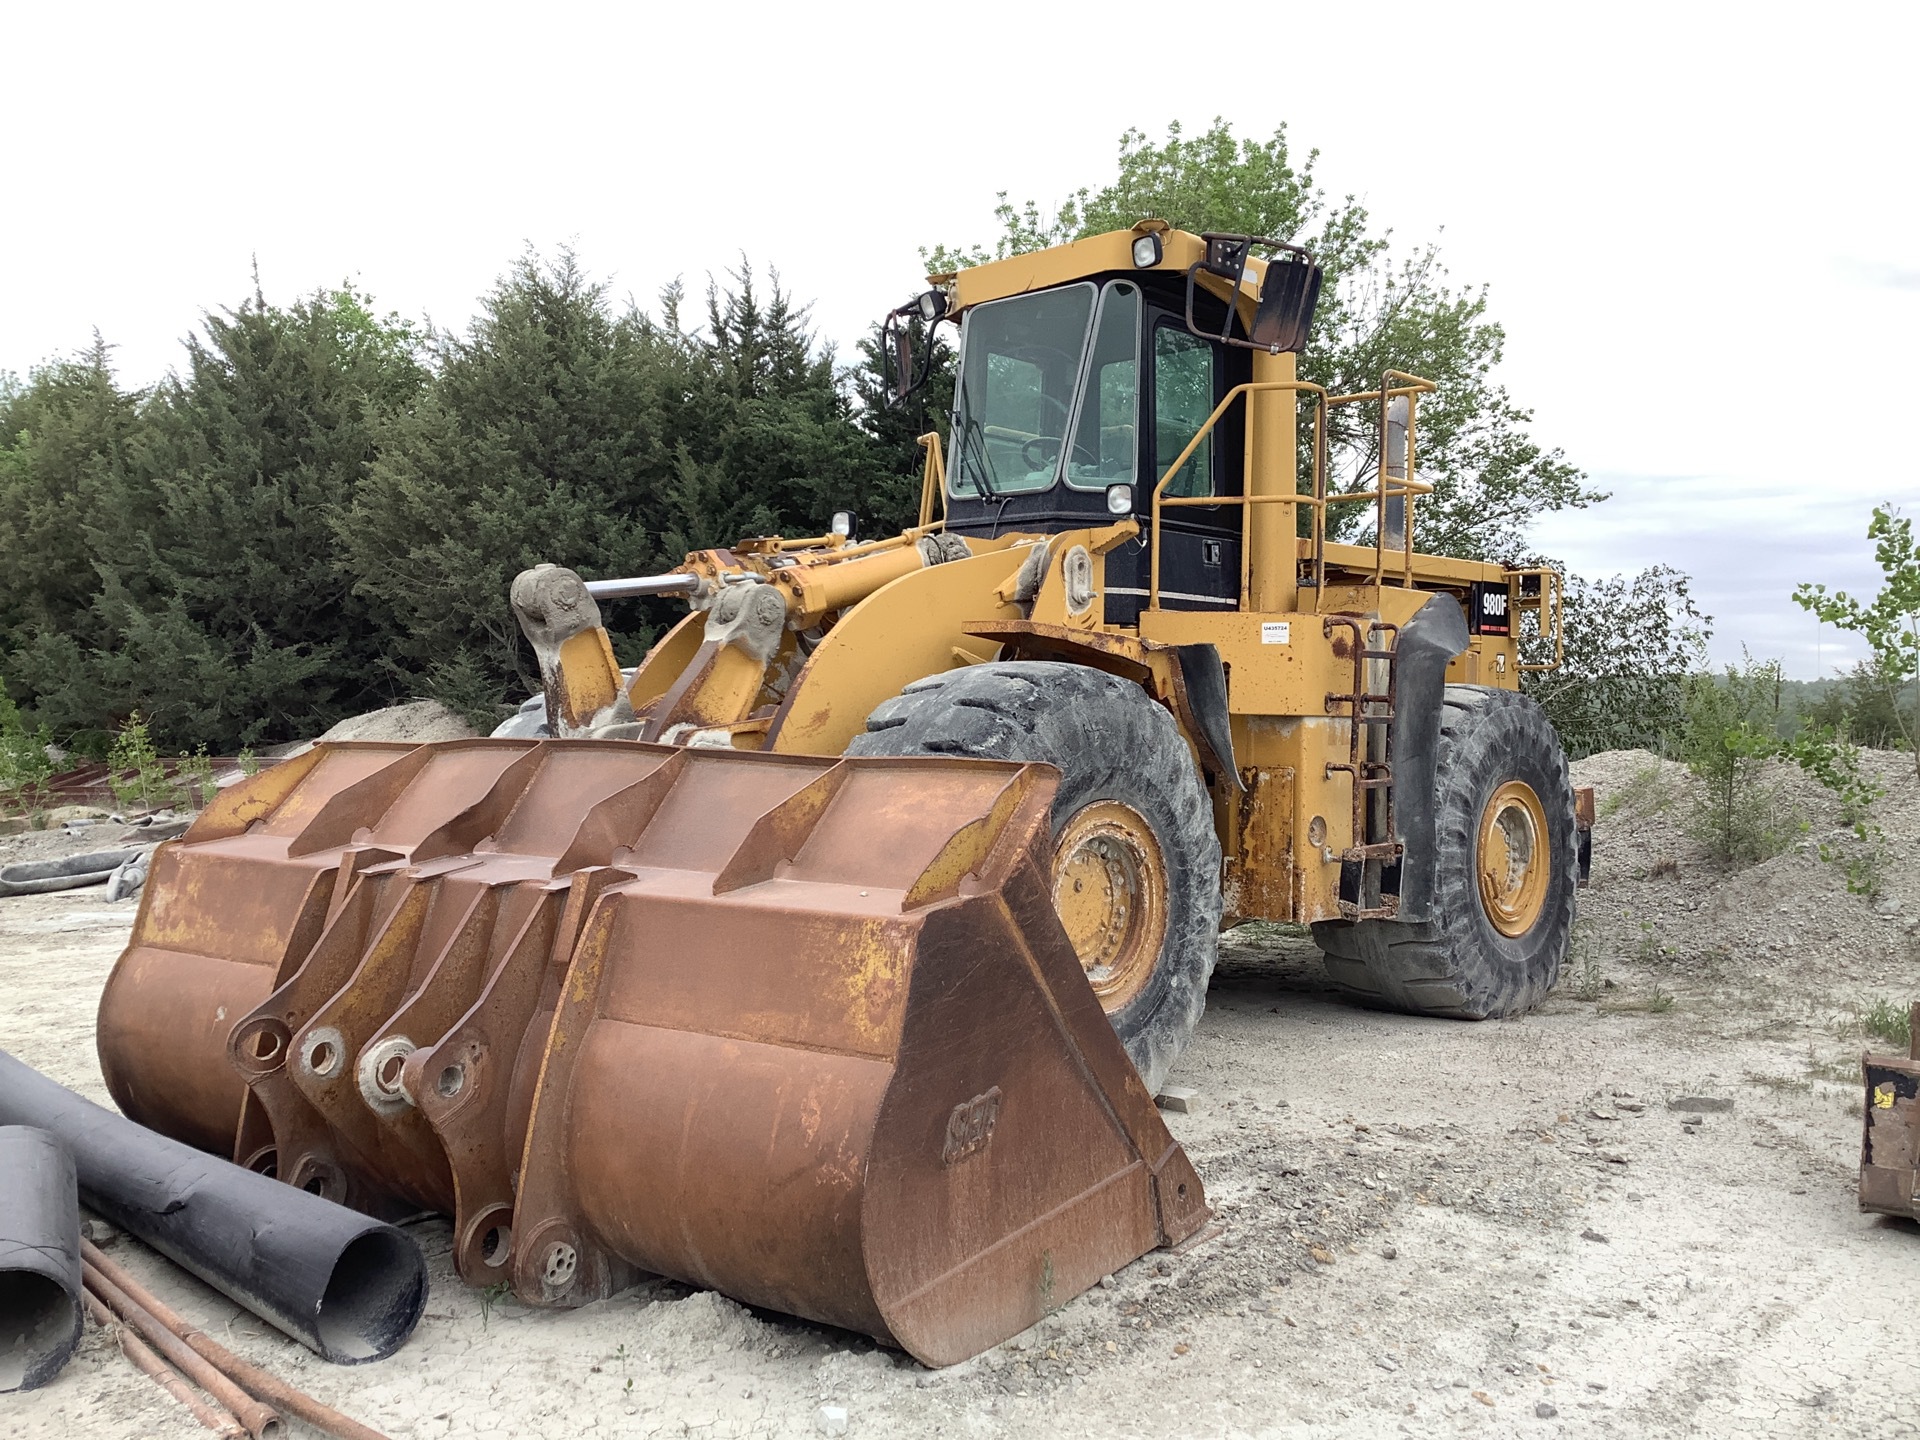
xmin=1103 ymin=310 xmax=1246 ymax=624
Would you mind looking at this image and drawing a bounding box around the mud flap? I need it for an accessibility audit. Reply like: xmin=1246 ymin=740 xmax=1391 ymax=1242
xmin=1385 ymin=594 xmax=1470 ymax=924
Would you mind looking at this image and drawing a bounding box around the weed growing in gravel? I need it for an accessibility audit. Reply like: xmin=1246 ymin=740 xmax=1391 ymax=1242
xmin=478 ymin=1280 xmax=510 ymax=1330
xmin=1806 ymin=1045 xmax=1865 ymax=1085
xmin=1633 ymin=919 xmax=1675 ymax=966
xmin=1859 ymin=998 xmax=1913 ymax=1050
xmin=1599 ymin=761 xmax=1674 ymax=820
xmin=1604 ymin=983 xmax=1677 ymax=1015
xmin=1791 ymin=724 xmax=1890 ymax=897
xmin=0 ymin=681 xmax=54 ymax=819
xmin=1565 ymin=925 xmax=1605 ymax=1001
xmin=1743 ymin=1069 xmax=1808 ymax=1094
xmin=108 ymin=712 xmax=181 ymax=812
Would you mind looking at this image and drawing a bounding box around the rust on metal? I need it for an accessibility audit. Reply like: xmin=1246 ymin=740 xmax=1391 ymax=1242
xmin=1860 ymin=1002 xmax=1920 ymax=1221
xmin=1222 ymin=766 xmax=1296 ymax=925
xmin=1321 ymin=615 xmax=1402 ymax=919
xmin=97 ymin=739 xmax=1209 ymax=1364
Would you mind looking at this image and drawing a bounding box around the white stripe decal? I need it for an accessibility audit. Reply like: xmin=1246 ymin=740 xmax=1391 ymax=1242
xmin=1103 ymin=587 xmax=1237 ymax=606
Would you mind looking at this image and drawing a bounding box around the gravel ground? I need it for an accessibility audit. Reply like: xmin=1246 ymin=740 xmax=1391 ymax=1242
xmin=3 ymin=749 xmax=1917 ymax=1439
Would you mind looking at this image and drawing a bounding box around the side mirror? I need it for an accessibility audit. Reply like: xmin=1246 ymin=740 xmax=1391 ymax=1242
xmin=882 ymin=290 xmax=949 ymax=407
xmin=1184 ymin=235 xmax=1322 ymax=354
xmin=891 ymin=324 xmax=915 ymax=404
xmin=1248 ymin=255 xmax=1323 ymax=354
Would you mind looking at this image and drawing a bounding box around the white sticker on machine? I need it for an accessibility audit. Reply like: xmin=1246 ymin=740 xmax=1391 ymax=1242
xmin=1261 ymin=621 xmax=1291 ymax=645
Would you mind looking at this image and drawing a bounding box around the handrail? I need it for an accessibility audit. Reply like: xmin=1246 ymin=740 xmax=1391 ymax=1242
xmin=915 ymin=431 xmax=949 ymax=530
xmin=1509 ymin=566 xmax=1565 ymax=672
xmin=1146 ymin=369 xmax=1440 ymax=609
xmin=1148 ymin=380 xmax=1328 ymax=610
xmin=1325 ymin=370 xmax=1437 ymax=587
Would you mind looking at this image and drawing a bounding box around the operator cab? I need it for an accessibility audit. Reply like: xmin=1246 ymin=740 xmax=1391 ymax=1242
xmin=940 ymin=269 xmax=1256 ymax=622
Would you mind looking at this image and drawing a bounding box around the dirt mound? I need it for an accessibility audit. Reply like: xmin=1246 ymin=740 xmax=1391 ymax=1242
xmin=284 ymin=700 xmax=477 ymax=756
xmin=1571 ymin=745 xmax=1919 ymax=1001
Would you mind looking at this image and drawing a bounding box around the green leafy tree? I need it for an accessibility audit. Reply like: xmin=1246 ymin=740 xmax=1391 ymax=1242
xmin=850 ymin=315 xmax=953 ymax=536
xmin=0 ymin=677 xmax=55 ymax=815
xmin=1681 ymin=654 xmax=1794 ymax=868
xmin=1803 ymin=656 xmax=1913 ymax=751
xmin=1522 ymin=565 xmax=1710 ymax=758
xmin=1794 ymin=505 xmax=1919 ymax=773
xmin=922 ymin=119 xmax=1603 ymax=560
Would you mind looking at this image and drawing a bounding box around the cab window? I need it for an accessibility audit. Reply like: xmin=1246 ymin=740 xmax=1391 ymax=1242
xmin=1153 ymin=324 xmax=1216 ymax=498
xmin=1064 ymin=283 xmax=1140 ymax=489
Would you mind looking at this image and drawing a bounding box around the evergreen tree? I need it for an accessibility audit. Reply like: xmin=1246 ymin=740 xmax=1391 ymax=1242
xmin=655 ymin=264 xmax=907 ymax=555
xmin=335 ymin=249 xmax=683 ymax=715
xmin=0 ymin=340 xmax=144 ymax=730
xmin=5 ymin=287 xmax=425 ymax=750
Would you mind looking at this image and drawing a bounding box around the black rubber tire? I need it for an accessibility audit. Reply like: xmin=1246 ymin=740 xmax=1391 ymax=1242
xmin=1312 ymin=685 xmax=1575 ymax=1018
xmin=846 ymin=662 xmax=1222 ymax=1094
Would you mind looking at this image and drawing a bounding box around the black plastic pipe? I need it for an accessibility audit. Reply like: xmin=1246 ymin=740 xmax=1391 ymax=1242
xmin=0 ymin=1125 xmax=84 ymax=1391
xmin=0 ymin=1050 xmax=426 ymax=1364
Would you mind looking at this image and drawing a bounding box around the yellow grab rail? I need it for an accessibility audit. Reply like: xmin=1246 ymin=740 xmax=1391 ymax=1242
xmin=1148 ymin=379 xmax=1327 ymax=611
xmin=1508 ymin=566 xmax=1565 ymax=672
xmin=915 ymin=431 xmax=949 ymax=530
xmin=1146 ymin=369 xmax=1440 ymax=609
xmin=1324 ymin=371 xmax=1438 ymax=588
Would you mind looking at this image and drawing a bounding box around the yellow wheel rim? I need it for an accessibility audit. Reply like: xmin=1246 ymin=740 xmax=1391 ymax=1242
xmin=1050 ymin=800 xmax=1168 ymax=1011
xmin=1477 ymin=780 xmax=1550 ymax=937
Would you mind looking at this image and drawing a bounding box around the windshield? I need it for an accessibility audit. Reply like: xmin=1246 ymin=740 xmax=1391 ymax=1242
xmin=949 ymin=284 xmax=1096 ymax=497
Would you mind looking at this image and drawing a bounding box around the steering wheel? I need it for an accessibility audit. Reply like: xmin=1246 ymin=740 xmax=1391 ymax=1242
xmin=1021 ymin=433 xmax=1101 ymax=470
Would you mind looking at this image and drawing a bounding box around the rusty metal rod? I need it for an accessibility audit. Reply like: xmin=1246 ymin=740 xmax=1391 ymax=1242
xmin=84 ymin=1290 xmax=245 ymax=1439
xmin=84 ymin=1240 xmax=391 ymax=1440
xmin=82 ymin=1262 xmax=281 ymax=1440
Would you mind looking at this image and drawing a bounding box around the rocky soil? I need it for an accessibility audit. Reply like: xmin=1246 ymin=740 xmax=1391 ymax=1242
xmin=3 ymin=748 xmax=1916 ymax=1439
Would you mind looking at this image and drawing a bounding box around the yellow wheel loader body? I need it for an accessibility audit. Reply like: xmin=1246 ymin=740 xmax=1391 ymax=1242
xmin=98 ymin=224 xmax=1589 ymax=1364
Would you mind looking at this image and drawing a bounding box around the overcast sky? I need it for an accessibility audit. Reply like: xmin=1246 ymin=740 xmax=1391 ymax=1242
xmin=7 ymin=1 xmax=1914 ymax=677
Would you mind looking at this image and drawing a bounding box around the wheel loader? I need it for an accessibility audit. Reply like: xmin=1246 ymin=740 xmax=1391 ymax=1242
xmin=96 ymin=223 xmax=1588 ymax=1366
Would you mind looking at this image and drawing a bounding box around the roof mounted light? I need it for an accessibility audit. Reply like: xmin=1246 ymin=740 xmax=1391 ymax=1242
xmin=1131 ymin=234 xmax=1162 ymax=269
xmin=915 ymin=289 xmax=949 ymax=324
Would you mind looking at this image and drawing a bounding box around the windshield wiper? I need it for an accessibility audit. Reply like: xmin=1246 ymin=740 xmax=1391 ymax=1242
xmin=956 ymin=411 xmax=1002 ymax=500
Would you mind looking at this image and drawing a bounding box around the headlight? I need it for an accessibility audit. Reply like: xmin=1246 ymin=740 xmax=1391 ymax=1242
xmin=1131 ymin=234 xmax=1162 ymax=268
xmin=831 ymin=510 xmax=855 ymax=539
xmin=915 ymin=290 xmax=948 ymax=324
xmin=1106 ymin=484 xmax=1134 ymax=515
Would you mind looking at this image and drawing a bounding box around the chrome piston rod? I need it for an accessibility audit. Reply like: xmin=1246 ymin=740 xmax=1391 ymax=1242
xmin=583 ymin=574 xmax=700 ymax=601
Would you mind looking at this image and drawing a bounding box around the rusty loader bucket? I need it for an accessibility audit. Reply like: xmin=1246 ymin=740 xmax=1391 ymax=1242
xmin=1861 ymin=1003 xmax=1920 ymax=1221
xmin=97 ymin=740 xmax=1208 ymax=1365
